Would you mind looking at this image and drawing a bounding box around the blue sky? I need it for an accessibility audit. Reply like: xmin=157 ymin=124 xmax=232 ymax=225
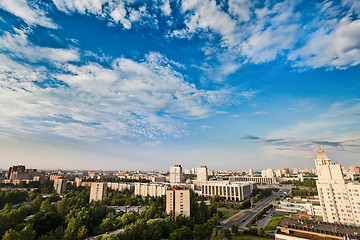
xmin=0 ymin=0 xmax=359 ymax=170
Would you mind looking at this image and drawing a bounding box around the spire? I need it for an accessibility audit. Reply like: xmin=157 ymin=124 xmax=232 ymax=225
xmin=317 ymin=147 xmax=329 ymax=160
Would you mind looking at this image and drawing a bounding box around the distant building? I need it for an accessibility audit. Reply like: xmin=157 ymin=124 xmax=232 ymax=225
xmin=197 ymin=166 xmax=208 ymax=182
xmin=89 ymin=182 xmax=107 ymax=202
xmin=152 ymin=176 xmax=166 ymax=183
xmin=54 ymin=179 xmax=67 ymax=194
xmin=231 ymin=176 xmax=276 ymax=185
xmin=275 ymin=217 xmax=360 ymax=240
xmin=108 ymin=182 xmax=134 ymax=192
xmin=170 ymin=165 xmax=183 ymax=184
xmin=201 ymin=181 xmax=256 ymax=201
xmin=249 ymin=169 xmax=254 ymax=177
xmin=315 ymin=148 xmax=360 ymax=226
xmin=275 ymin=169 xmax=282 ymax=178
xmin=262 ymin=168 xmax=274 ymax=178
xmin=134 ymin=183 xmax=167 ymax=197
xmin=349 ymin=166 xmax=360 ymax=175
xmin=166 ymin=188 xmax=190 ymax=220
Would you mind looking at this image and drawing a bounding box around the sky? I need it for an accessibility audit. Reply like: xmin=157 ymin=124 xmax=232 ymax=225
xmin=0 ymin=0 xmax=359 ymax=171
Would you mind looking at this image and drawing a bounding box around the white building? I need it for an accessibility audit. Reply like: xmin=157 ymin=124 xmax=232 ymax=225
xmin=262 ymin=168 xmax=274 ymax=178
xmin=249 ymin=169 xmax=254 ymax=177
xmin=201 ymin=181 xmax=256 ymax=201
xmin=166 ymin=188 xmax=190 ymax=219
xmin=89 ymin=182 xmax=107 ymax=202
xmin=170 ymin=165 xmax=183 ymax=184
xmin=277 ymin=197 xmax=323 ymax=216
xmin=54 ymin=179 xmax=67 ymax=194
xmin=197 ymin=166 xmax=208 ymax=182
xmin=107 ymin=182 xmax=134 ymax=192
xmin=315 ymin=148 xmax=360 ymax=226
xmin=134 ymin=183 xmax=167 ymax=197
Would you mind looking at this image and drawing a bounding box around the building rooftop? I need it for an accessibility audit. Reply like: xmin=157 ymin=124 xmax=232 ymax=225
xmin=277 ymin=217 xmax=360 ymax=240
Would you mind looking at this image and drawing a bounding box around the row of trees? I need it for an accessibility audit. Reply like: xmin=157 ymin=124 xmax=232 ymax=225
xmin=1 ymin=181 xmax=223 ymax=240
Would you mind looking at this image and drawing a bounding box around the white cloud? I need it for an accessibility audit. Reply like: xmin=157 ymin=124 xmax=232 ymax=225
xmin=0 ymin=46 xmax=247 ymax=141
xmin=289 ymin=17 xmax=360 ymax=69
xmin=0 ymin=28 xmax=79 ymax=63
xmin=0 ymin=0 xmax=57 ymax=28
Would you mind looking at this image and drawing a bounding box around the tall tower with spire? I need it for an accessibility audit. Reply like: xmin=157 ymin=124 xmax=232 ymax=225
xmin=315 ymin=148 xmax=360 ymax=226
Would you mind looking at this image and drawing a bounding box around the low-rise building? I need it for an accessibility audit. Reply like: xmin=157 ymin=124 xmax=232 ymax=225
xmin=201 ymin=181 xmax=256 ymax=201
xmin=275 ymin=217 xmax=360 ymax=240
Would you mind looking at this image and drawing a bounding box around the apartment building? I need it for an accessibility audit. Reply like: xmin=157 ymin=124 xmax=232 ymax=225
xmin=134 ymin=183 xmax=167 ymax=197
xmin=170 ymin=165 xmax=183 ymax=184
xmin=315 ymin=148 xmax=360 ymax=226
xmin=166 ymin=188 xmax=190 ymax=220
xmin=89 ymin=182 xmax=107 ymax=202
xmin=197 ymin=166 xmax=208 ymax=182
xmin=53 ymin=178 xmax=67 ymax=194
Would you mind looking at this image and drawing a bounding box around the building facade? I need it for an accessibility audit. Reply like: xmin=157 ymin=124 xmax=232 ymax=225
xmin=166 ymin=188 xmax=190 ymax=219
xmin=231 ymin=176 xmax=276 ymax=185
xmin=197 ymin=166 xmax=208 ymax=182
xmin=89 ymin=182 xmax=107 ymax=202
xmin=201 ymin=181 xmax=256 ymax=201
xmin=170 ymin=165 xmax=183 ymax=184
xmin=134 ymin=183 xmax=167 ymax=197
xmin=54 ymin=179 xmax=67 ymax=194
xmin=315 ymin=148 xmax=360 ymax=226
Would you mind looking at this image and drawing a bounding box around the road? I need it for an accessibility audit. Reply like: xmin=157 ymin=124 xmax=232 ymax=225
xmin=221 ymin=188 xmax=289 ymax=231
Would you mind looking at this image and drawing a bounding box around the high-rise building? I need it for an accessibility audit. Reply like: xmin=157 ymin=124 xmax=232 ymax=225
xmin=315 ymin=148 xmax=360 ymax=226
xmin=89 ymin=182 xmax=107 ymax=202
xmin=166 ymin=188 xmax=190 ymax=220
xmin=197 ymin=166 xmax=208 ymax=182
xmin=249 ymin=169 xmax=254 ymax=177
xmin=54 ymin=178 xmax=67 ymax=194
xmin=170 ymin=165 xmax=183 ymax=184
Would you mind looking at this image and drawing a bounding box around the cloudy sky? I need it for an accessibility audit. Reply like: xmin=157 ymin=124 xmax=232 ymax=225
xmin=0 ymin=0 xmax=359 ymax=170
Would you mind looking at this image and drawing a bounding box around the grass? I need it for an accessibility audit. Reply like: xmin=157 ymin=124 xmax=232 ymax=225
xmin=231 ymin=233 xmax=274 ymax=240
xmin=220 ymin=209 xmax=239 ymax=219
xmin=264 ymin=214 xmax=283 ymax=231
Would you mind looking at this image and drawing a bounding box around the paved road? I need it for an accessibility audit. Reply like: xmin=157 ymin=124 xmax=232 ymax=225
xmin=221 ymin=188 xmax=289 ymax=231
xmin=256 ymin=208 xmax=277 ymax=229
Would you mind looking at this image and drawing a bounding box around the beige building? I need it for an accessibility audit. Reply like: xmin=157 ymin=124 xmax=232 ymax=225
xmin=107 ymin=182 xmax=134 ymax=192
xmin=231 ymin=176 xmax=276 ymax=185
xmin=201 ymin=181 xmax=256 ymax=201
xmin=89 ymin=182 xmax=107 ymax=202
xmin=197 ymin=166 xmax=208 ymax=182
xmin=315 ymin=148 xmax=360 ymax=226
xmin=134 ymin=183 xmax=167 ymax=197
xmin=166 ymin=188 xmax=190 ymax=220
xmin=54 ymin=179 xmax=67 ymax=194
xmin=170 ymin=165 xmax=183 ymax=184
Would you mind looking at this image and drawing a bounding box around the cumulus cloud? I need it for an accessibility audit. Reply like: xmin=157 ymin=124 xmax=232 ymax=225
xmin=0 ymin=0 xmax=57 ymax=28
xmin=0 ymin=42 xmax=248 ymax=141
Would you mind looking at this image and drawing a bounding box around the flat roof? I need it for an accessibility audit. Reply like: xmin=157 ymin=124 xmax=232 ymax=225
xmin=277 ymin=217 xmax=360 ymax=239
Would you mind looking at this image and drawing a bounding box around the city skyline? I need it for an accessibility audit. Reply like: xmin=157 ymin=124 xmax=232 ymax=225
xmin=0 ymin=0 xmax=359 ymax=170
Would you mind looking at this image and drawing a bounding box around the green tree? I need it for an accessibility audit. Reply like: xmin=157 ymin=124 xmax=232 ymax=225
xmin=210 ymin=228 xmax=222 ymax=240
xmin=231 ymin=222 xmax=238 ymax=234
xmin=257 ymin=227 xmax=266 ymax=237
xmin=169 ymin=226 xmax=192 ymax=240
xmin=224 ymin=228 xmax=232 ymax=240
